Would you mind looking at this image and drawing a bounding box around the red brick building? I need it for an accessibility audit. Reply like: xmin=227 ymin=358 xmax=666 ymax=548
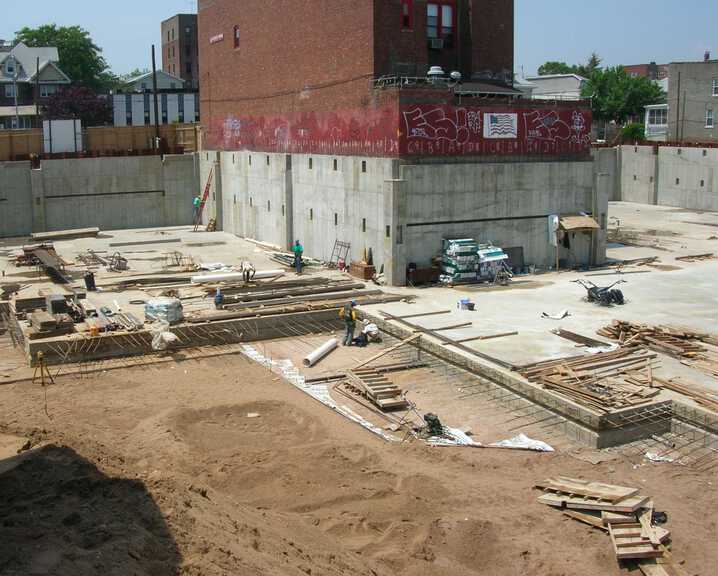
xmin=198 ymin=0 xmax=591 ymax=158
xmin=162 ymin=14 xmax=199 ymax=90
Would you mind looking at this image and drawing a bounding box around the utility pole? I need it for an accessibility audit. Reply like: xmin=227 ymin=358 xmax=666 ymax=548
xmin=151 ymin=44 xmax=161 ymax=147
xmin=12 ymin=55 xmax=20 ymax=129
xmin=35 ymin=57 xmax=40 ymax=128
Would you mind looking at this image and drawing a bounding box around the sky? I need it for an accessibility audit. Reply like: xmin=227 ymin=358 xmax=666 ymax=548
xmin=1 ymin=0 xmax=716 ymax=76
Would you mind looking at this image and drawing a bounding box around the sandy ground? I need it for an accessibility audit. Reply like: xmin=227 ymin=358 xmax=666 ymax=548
xmin=0 ymin=344 xmax=715 ymax=576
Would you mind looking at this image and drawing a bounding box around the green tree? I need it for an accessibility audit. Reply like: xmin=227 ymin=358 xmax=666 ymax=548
xmin=581 ymin=66 xmax=665 ymax=124
xmin=537 ymin=61 xmax=578 ymax=76
xmin=620 ymin=123 xmax=646 ymax=143
xmin=14 ymin=24 xmax=115 ymax=91
xmin=577 ymin=52 xmax=602 ymax=78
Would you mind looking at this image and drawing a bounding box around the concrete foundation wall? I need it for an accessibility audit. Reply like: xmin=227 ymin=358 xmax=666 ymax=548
xmin=618 ymin=145 xmax=657 ymax=204
xmin=199 ymin=150 xmax=609 ymax=285
xmin=398 ymin=159 xmax=602 ymax=273
xmin=0 ymin=161 xmax=33 ymax=237
xmin=0 ymin=155 xmax=198 ymax=238
xmin=616 ymin=145 xmax=718 ymax=211
xmin=657 ymin=147 xmax=718 ymax=210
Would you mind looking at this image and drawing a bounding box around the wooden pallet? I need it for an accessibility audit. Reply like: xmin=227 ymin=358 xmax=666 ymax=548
xmin=346 ymin=368 xmax=408 ymax=411
xmin=608 ymin=522 xmax=663 ymax=560
xmin=536 ymin=476 xmax=639 ymax=503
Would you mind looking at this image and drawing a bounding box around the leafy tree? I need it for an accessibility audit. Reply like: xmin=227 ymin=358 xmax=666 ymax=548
xmin=43 ymin=86 xmax=113 ymax=126
xmin=538 ymin=53 xmax=602 ymax=78
xmin=14 ymin=25 xmax=115 ymax=91
xmin=537 ymin=61 xmax=577 ymax=76
xmin=620 ymin=123 xmax=646 ymax=143
xmin=581 ymin=66 xmax=665 ymax=124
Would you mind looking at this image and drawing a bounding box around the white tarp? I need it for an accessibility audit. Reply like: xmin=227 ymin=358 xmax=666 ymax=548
xmin=489 ymin=434 xmax=555 ymax=452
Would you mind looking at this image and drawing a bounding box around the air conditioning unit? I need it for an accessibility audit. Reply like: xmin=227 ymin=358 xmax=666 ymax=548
xmin=429 ymin=38 xmax=444 ymax=50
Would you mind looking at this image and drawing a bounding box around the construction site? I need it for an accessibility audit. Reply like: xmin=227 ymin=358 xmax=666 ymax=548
xmin=1 ymin=1 xmax=717 ymax=575
xmin=0 ymin=198 xmax=717 ymax=575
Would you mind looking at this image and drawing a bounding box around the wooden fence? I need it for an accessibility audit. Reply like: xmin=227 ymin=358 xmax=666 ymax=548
xmin=0 ymin=123 xmax=200 ymax=161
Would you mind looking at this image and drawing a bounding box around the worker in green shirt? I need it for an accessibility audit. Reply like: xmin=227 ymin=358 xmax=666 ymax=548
xmin=193 ymin=195 xmax=202 ymax=223
xmin=293 ymin=240 xmax=304 ymax=275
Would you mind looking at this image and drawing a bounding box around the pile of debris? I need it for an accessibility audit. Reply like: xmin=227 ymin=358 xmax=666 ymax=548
xmin=518 ymin=348 xmax=660 ymax=412
xmin=536 ymin=476 xmax=685 ymax=575
xmin=439 ymin=238 xmax=511 ymax=285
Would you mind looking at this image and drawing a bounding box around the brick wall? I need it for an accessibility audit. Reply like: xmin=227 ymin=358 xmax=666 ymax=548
xmin=470 ymin=0 xmax=514 ymax=84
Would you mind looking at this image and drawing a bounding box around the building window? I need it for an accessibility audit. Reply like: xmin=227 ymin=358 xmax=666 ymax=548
xmin=172 ymin=28 xmax=175 ymax=40
xmin=706 ymin=109 xmax=715 ymax=128
xmin=361 ymin=160 xmax=367 ymax=173
xmin=167 ymin=30 xmax=170 ymax=42
xmin=648 ymin=108 xmax=667 ymax=126
xmin=5 ymin=84 xmax=17 ymax=98
xmin=333 ymin=158 xmax=338 ymax=171
xmin=40 ymin=84 xmax=58 ymax=98
xmin=713 ymin=79 xmax=718 ymax=97
xmin=427 ymin=2 xmax=454 ymax=48
xmin=233 ymin=25 xmax=240 ymax=49
xmin=401 ymin=0 xmax=413 ymax=28
xmin=6 ymin=59 xmax=15 ymax=75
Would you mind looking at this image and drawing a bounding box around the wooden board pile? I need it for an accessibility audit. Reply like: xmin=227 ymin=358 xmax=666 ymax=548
xmin=536 ymin=477 xmax=686 ymax=575
xmin=598 ymin=320 xmax=718 ymax=380
xmin=519 ymin=348 xmax=660 ymax=412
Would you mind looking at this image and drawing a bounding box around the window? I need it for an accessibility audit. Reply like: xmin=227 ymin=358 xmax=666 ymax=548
xmin=172 ymin=28 xmax=175 ymax=40
xmin=6 ymin=59 xmax=15 ymax=75
xmin=361 ymin=160 xmax=367 ymax=173
xmin=706 ymin=109 xmax=715 ymax=128
xmin=401 ymin=0 xmax=413 ymax=28
xmin=40 ymin=84 xmax=57 ymax=98
xmin=427 ymin=2 xmax=454 ymax=47
xmin=233 ymin=25 xmax=240 ymax=49
xmin=333 ymin=158 xmax=338 ymax=171
xmin=713 ymin=79 xmax=718 ymax=97
xmin=167 ymin=30 xmax=170 ymax=43
xmin=5 ymin=84 xmax=16 ymax=98
xmin=648 ymin=108 xmax=667 ymax=126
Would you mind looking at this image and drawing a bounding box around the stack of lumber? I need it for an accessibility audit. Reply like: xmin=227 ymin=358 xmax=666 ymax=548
xmin=599 ymin=320 xmax=718 ymax=379
xmin=598 ymin=320 xmax=708 ymax=358
xmin=519 ymin=349 xmax=660 ymax=412
xmin=675 ymin=253 xmax=714 ymax=262
xmin=536 ymin=477 xmax=685 ymax=575
xmin=653 ymin=377 xmax=718 ymax=412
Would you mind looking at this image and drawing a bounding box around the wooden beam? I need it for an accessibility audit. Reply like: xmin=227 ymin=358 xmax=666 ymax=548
xmin=352 ymin=333 xmax=422 ymax=370
xmin=426 ymin=322 xmax=473 ymax=332
xmin=447 ymin=331 xmax=519 ymax=344
xmin=391 ymin=309 xmax=452 ymax=320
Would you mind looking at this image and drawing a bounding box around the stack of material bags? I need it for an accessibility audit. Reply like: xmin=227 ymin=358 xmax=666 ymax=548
xmin=440 ymin=238 xmax=479 ymax=285
xmin=535 ymin=476 xmax=686 ymax=575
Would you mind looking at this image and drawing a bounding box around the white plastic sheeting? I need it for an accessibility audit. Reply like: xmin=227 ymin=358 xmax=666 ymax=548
xmin=489 ymin=434 xmax=555 ymax=452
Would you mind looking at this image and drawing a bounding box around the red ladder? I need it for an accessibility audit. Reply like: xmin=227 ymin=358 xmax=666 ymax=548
xmin=193 ymin=166 xmax=214 ymax=232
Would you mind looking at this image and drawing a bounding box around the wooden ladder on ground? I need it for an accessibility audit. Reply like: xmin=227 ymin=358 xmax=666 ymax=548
xmin=346 ymin=368 xmax=408 ymax=411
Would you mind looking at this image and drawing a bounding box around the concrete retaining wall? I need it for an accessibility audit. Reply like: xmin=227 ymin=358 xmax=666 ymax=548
xmin=616 ymin=145 xmax=718 ymax=211
xmin=200 ymin=150 xmax=609 ymax=286
xmin=0 ymin=154 xmax=198 ymax=238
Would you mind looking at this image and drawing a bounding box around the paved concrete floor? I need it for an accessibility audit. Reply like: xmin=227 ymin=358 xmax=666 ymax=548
xmin=362 ymin=202 xmax=718 ymax=395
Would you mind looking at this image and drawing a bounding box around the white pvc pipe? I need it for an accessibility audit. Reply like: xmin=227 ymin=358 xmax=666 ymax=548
xmin=191 ymin=269 xmax=284 ymax=284
xmin=303 ymin=338 xmax=339 ymax=367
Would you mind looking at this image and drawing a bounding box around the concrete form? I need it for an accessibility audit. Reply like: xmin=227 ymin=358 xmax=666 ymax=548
xmin=0 ymin=154 xmax=199 ymax=237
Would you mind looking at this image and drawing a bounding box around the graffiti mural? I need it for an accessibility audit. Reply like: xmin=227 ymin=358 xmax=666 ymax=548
xmin=204 ymin=103 xmax=592 ymax=157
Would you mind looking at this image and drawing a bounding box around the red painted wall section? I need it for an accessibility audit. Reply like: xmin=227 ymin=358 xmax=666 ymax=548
xmin=400 ymin=105 xmax=592 ymax=156
xmin=203 ymin=104 xmax=591 ymax=157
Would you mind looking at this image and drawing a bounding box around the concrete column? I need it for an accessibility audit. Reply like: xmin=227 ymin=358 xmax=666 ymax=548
xmin=384 ymin=161 xmax=407 ymax=286
xmin=283 ymin=154 xmax=293 ymax=250
xmin=30 ymin=165 xmax=46 ymax=233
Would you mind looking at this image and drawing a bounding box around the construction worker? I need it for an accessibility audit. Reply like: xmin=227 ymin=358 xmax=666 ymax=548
xmin=214 ymin=287 xmax=224 ymax=309
xmin=339 ymin=300 xmax=358 ymax=346
xmin=292 ymin=240 xmax=304 ymax=275
xmin=353 ymin=319 xmax=381 ymax=347
xmin=241 ymin=260 xmax=256 ymax=283
xmin=193 ymin=195 xmax=202 ymax=222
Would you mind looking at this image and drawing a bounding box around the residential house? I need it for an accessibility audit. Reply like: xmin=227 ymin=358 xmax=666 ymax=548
xmin=623 ymin=62 xmax=668 ymax=81
xmin=644 ymin=103 xmax=668 ymax=141
xmin=0 ymin=41 xmax=71 ymax=129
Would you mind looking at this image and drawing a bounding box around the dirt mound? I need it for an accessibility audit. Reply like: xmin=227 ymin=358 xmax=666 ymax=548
xmin=0 ymin=444 xmax=180 ymax=576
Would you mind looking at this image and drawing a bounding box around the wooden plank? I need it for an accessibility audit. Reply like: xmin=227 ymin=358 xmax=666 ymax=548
xmin=538 ymin=492 xmax=650 ymax=513
xmin=429 ymin=322 xmax=473 ymax=332
xmin=562 ymin=510 xmax=607 ymax=531
xmin=609 ymin=524 xmax=663 ymax=560
xmin=602 ymin=510 xmax=637 ymax=525
xmin=30 ymin=227 xmax=100 ymax=241
xmin=538 ymin=477 xmax=639 ymax=503
xmin=638 ymin=505 xmax=662 ymax=547
xmin=447 ymin=331 xmax=519 ymax=344
xmin=352 ymin=333 xmax=422 ymax=369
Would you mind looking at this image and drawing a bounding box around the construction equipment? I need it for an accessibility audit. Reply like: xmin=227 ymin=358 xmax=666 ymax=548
xmin=573 ymin=279 xmax=626 ymax=306
xmin=422 ymin=413 xmax=444 ymax=437
xmin=108 ymin=252 xmax=129 ymax=272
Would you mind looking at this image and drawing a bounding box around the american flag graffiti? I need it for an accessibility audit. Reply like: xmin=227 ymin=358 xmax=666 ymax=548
xmin=483 ymin=113 xmax=518 ymax=138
